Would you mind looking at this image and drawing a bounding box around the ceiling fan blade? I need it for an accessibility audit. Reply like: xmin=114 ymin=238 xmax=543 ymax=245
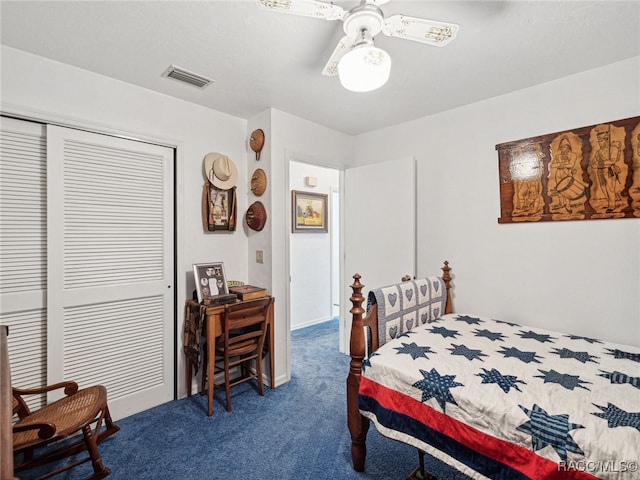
xmin=256 ymin=0 xmax=346 ymax=21
xmin=322 ymin=35 xmax=355 ymax=76
xmin=382 ymin=14 xmax=459 ymax=46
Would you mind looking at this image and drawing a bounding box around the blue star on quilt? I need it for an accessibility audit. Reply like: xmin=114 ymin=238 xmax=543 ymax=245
xmin=478 ymin=367 xmax=525 ymax=393
xmin=412 ymin=368 xmax=463 ymax=412
xmin=455 ymin=315 xmax=483 ymax=325
xmin=429 ymin=326 xmax=459 ymax=339
xmin=550 ymin=348 xmax=599 ymax=364
xmin=448 ymin=344 xmax=487 ymax=362
xmin=517 ymin=404 xmax=584 ymax=461
xmin=494 ymin=319 xmax=520 ymax=327
xmin=363 ymin=351 xmax=381 ymax=369
xmin=598 ymin=370 xmax=640 ymax=389
xmin=592 ymin=403 xmax=640 ymax=431
xmin=498 ymin=346 xmax=543 ymax=364
xmin=565 ymin=334 xmax=603 ymax=344
xmin=517 ymin=330 xmax=557 ymax=343
xmin=394 ymin=342 xmax=435 ymax=360
xmin=535 ymin=369 xmax=591 ymax=391
xmin=605 ymin=348 xmax=640 ymax=363
xmin=473 ymin=329 xmax=506 ymax=342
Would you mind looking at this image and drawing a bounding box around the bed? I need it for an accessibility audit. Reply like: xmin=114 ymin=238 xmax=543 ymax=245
xmin=346 ymin=262 xmax=640 ymax=480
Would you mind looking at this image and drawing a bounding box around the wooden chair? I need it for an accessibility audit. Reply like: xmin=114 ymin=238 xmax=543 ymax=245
xmin=12 ymin=375 xmax=120 ymax=480
xmin=214 ymin=297 xmax=273 ymax=412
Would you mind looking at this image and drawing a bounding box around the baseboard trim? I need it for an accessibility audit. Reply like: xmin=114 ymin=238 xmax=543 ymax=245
xmin=291 ymin=316 xmax=335 ymax=331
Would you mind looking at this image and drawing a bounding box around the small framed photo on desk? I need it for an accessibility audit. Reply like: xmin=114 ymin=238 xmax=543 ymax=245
xmin=193 ymin=262 xmax=228 ymax=303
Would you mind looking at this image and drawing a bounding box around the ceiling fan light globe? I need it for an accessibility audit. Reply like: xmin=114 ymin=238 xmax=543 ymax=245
xmin=337 ymin=45 xmax=391 ymax=92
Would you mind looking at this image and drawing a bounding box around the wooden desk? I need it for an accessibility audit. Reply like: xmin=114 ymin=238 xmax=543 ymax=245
xmin=185 ymin=297 xmax=275 ymax=416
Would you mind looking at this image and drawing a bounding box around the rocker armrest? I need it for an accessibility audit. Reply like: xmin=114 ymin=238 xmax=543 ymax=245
xmin=13 ymin=421 xmax=56 ymax=440
xmin=13 ymin=381 xmax=79 ymax=397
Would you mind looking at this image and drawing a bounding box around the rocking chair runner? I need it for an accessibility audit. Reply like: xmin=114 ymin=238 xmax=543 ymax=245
xmin=12 ymin=374 xmax=120 ymax=479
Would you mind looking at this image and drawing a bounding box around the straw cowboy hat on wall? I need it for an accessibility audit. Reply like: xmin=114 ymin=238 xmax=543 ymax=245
xmin=203 ymin=153 xmax=238 ymax=190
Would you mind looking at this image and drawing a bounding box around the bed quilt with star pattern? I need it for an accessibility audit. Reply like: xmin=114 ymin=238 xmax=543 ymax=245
xmin=359 ymin=313 xmax=640 ymax=480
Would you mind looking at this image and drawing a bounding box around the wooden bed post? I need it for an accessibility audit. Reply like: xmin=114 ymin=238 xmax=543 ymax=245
xmin=347 ymin=274 xmax=370 ymax=472
xmin=442 ymin=260 xmax=453 ymax=314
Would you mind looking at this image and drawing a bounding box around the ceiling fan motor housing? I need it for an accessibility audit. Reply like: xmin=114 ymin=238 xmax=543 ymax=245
xmin=343 ymin=4 xmax=384 ymax=40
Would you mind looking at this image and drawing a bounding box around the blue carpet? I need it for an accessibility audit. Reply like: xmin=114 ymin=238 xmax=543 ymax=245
xmin=17 ymin=319 xmax=472 ymax=479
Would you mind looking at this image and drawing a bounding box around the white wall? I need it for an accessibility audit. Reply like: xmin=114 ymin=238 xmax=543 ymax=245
xmin=246 ymin=111 xmax=272 ymax=294
xmin=354 ymin=57 xmax=640 ymax=346
xmin=0 ymin=46 xmax=251 ymax=397
xmin=289 ymin=162 xmax=340 ymax=330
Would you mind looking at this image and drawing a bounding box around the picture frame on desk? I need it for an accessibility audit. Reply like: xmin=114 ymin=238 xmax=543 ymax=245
xmin=193 ymin=262 xmax=228 ymax=303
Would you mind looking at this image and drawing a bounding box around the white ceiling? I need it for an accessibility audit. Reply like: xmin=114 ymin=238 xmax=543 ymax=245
xmin=1 ymin=0 xmax=639 ymax=135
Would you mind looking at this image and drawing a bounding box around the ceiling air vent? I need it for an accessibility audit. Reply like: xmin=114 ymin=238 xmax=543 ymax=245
xmin=162 ymin=65 xmax=214 ymax=89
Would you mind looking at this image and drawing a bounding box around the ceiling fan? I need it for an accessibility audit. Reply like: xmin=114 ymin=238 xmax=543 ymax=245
xmin=256 ymin=0 xmax=459 ymax=92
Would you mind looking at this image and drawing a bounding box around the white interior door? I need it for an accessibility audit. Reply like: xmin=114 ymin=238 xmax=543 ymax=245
xmin=46 ymin=125 xmax=174 ymax=419
xmin=342 ymin=157 xmax=416 ymax=351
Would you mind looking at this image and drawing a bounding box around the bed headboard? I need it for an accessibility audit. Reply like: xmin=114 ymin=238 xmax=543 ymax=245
xmin=367 ymin=276 xmax=447 ymax=348
xmin=350 ymin=261 xmax=453 ymax=356
xmin=347 ymin=261 xmax=453 ymax=472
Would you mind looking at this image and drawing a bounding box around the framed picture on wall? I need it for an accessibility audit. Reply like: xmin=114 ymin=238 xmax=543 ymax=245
xmin=292 ymin=190 xmax=328 ymax=233
xmin=193 ymin=262 xmax=228 ymax=302
xmin=204 ymin=185 xmax=236 ymax=232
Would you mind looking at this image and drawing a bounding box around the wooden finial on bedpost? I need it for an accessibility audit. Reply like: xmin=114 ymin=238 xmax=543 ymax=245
xmin=442 ymin=261 xmax=454 ymax=314
xmin=347 ymin=273 xmax=369 ymax=472
xmin=349 ymin=273 xmax=365 ymax=368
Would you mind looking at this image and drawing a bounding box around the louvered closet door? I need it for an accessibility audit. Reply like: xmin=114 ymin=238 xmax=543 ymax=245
xmin=46 ymin=125 xmax=174 ymax=419
xmin=0 ymin=117 xmax=48 ymax=410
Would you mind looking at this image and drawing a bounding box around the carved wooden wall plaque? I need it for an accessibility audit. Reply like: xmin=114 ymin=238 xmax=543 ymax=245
xmin=496 ymin=116 xmax=640 ymax=223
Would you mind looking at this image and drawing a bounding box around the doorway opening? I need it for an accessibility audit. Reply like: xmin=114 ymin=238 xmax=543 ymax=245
xmin=288 ymin=161 xmax=342 ymax=338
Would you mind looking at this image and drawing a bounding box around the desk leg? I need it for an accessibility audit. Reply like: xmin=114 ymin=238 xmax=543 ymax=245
xmin=186 ymin=359 xmax=192 ymax=397
xmin=207 ymin=334 xmax=215 ymax=416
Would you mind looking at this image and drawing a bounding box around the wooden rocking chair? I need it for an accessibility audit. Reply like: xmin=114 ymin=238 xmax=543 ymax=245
xmin=11 ymin=372 xmax=120 ymax=479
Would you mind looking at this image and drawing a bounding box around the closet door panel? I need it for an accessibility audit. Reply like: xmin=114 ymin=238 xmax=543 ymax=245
xmin=46 ymin=125 xmax=174 ymax=419
xmin=0 ymin=117 xmax=48 ymax=410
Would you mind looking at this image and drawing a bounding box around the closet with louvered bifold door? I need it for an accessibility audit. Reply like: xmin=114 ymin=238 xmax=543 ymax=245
xmin=0 ymin=117 xmax=175 ymax=420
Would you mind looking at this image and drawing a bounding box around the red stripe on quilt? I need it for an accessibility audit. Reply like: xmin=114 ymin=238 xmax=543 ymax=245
xmin=359 ymin=376 xmax=598 ymax=480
